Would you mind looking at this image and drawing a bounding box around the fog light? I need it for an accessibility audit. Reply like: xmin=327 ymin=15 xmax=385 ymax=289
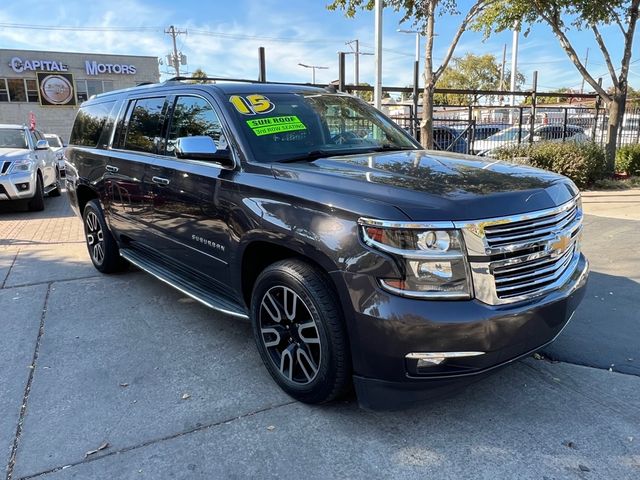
xmin=17 ymin=182 xmax=29 ymax=191
xmin=406 ymin=351 xmax=485 ymax=368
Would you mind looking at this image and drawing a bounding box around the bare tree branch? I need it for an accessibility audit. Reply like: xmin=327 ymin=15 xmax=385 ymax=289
xmin=592 ymin=24 xmax=619 ymax=86
xmin=434 ymin=0 xmax=493 ymax=81
xmin=606 ymin=4 xmax=627 ymax=36
xmin=533 ymin=1 xmax=611 ymax=101
xmin=619 ymin=0 xmax=640 ymax=90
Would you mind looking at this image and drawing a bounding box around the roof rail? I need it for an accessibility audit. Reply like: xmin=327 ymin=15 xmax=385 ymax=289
xmin=163 ymin=76 xmax=338 ymax=91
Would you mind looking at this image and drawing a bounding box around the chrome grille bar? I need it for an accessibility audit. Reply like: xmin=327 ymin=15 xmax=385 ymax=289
xmin=456 ymin=196 xmax=583 ymax=305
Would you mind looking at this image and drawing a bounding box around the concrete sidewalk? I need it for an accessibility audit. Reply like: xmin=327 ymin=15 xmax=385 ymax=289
xmin=1 ymin=193 xmax=639 ymax=480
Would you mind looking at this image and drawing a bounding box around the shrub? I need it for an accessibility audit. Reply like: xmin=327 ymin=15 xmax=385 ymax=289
xmin=492 ymin=141 xmax=608 ymax=188
xmin=615 ymin=144 xmax=640 ymax=175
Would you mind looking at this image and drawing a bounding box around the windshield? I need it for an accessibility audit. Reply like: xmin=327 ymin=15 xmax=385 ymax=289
xmin=225 ymin=92 xmax=418 ymax=162
xmin=0 ymin=129 xmax=28 ymax=149
xmin=485 ymin=126 xmax=528 ymax=142
xmin=44 ymin=135 xmax=62 ymax=148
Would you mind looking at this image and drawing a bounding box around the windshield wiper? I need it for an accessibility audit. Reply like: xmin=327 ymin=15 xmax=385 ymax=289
xmin=278 ymin=149 xmax=360 ymax=163
xmin=367 ymin=144 xmax=417 ymax=152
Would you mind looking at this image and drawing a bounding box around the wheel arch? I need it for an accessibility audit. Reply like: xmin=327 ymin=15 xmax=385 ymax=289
xmin=239 ymin=238 xmax=343 ymax=309
xmin=75 ymin=183 xmax=100 ymax=216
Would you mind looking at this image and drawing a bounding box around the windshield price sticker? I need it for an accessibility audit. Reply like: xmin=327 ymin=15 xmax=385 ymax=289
xmin=246 ymin=116 xmax=307 ymax=136
xmin=229 ymin=94 xmax=275 ymax=115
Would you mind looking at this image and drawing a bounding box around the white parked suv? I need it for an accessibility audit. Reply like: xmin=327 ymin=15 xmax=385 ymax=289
xmin=44 ymin=133 xmax=67 ymax=178
xmin=0 ymin=124 xmax=61 ymax=211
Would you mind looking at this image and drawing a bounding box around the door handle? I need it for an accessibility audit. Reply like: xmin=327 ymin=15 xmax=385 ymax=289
xmin=152 ymin=176 xmax=170 ymax=186
xmin=105 ymin=165 xmax=119 ymax=173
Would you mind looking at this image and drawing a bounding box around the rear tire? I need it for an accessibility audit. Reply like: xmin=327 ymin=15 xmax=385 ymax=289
xmin=27 ymin=174 xmax=45 ymax=211
xmin=83 ymin=200 xmax=128 ymax=273
xmin=251 ymin=259 xmax=351 ymax=404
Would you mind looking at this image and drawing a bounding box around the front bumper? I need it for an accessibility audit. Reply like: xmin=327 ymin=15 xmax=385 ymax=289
xmin=0 ymin=170 xmax=38 ymax=200
xmin=334 ymin=253 xmax=589 ymax=410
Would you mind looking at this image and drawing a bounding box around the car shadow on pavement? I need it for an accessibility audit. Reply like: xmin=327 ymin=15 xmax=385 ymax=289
xmin=542 ymin=270 xmax=640 ymax=376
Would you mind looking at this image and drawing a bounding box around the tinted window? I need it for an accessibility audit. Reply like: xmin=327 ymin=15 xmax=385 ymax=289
xmin=167 ymin=96 xmax=226 ymax=156
xmin=123 ymin=97 xmax=166 ymax=154
xmin=70 ymin=101 xmax=117 ymax=147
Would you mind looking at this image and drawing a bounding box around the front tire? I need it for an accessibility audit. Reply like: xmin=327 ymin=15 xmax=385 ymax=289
xmin=83 ymin=200 xmax=127 ymax=273
xmin=251 ymin=259 xmax=351 ymax=404
xmin=27 ymin=174 xmax=45 ymax=211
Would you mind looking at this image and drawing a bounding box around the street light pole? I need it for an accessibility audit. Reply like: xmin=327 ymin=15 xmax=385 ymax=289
xmin=298 ymin=63 xmax=329 ymax=84
xmin=374 ymin=0 xmax=383 ymax=109
xmin=398 ymin=29 xmax=421 ymax=137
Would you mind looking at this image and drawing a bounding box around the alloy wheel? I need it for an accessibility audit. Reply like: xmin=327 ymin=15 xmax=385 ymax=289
xmin=85 ymin=211 xmax=105 ymax=265
xmin=258 ymin=286 xmax=322 ymax=384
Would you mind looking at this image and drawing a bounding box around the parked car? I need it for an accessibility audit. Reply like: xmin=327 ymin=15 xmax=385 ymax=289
xmin=43 ymin=133 xmax=67 ymax=178
xmin=0 ymin=124 xmax=61 ymax=210
xmin=474 ymin=124 xmax=588 ymax=156
xmin=65 ymin=80 xmax=588 ymax=409
xmin=432 ymin=125 xmax=468 ymax=153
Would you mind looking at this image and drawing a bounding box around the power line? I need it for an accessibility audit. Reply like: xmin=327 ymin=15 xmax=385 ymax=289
xmin=0 ymin=22 xmax=160 ymax=32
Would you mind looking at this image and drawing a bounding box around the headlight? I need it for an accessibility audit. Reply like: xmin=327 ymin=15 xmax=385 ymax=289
xmin=359 ymin=219 xmax=472 ymax=299
xmin=8 ymin=158 xmax=34 ymax=173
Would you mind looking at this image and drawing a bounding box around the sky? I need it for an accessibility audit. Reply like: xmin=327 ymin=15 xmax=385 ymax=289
xmin=0 ymin=0 xmax=637 ymax=93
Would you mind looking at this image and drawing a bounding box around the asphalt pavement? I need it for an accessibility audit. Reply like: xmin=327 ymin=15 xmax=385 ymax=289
xmin=1 ymin=191 xmax=639 ymax=480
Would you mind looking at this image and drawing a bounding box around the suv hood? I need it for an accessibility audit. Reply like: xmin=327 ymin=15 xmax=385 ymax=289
xmin=0 ymin=148 xmax=30 ymax=161
xmin=271 ymin=150 xmax=578 ymax=221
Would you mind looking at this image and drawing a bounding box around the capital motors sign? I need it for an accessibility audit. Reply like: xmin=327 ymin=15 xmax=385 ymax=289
xmin=9 ymin=57 xmax=69 ymax=73
xmin=84 ymin=60 xmax=137 ymax=76
xmin=9 ymin=56 xmax=137 ymax=76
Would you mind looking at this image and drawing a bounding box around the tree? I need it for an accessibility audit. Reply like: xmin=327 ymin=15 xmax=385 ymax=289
xmin=189 ymin=68 xmax=211 ymax=83
xmin=355 ymin=82 xmax=374 ymax=101
xmin=474 ymin=0 xmax=640 ymax=172
xmin=328 ymin=0 xmax=496 ymax=148
xmin=434 ymin=53 xmax=525 ymax=104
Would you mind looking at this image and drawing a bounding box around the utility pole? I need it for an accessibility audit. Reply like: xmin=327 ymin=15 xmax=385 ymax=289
xmin=509 ymin=21 xmax=520 ymax=107
xmin=345 ymin=39 xmax=373 ymax=86
xmin=499 ymin=43 xmax=507 ymax=90
xmin=499 ymin=43 xmax=506 ymax=104
xmin=374 ymin=0 xmax=383 ymax=109
xmin=165 ymin=25 xmax=187 ymax=77
xmin=580 ymin=48 xmax=590 ymax=94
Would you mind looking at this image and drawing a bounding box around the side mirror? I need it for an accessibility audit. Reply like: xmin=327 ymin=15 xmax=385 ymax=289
xmin=35 ymin=139 xmax=49 ymax=150
xmin=175 ymin=136 xmax=233 ymax=167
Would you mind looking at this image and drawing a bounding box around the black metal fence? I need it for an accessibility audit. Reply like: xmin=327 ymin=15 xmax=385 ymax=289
xmin=340 ymin=82 xmax=640 ymax=157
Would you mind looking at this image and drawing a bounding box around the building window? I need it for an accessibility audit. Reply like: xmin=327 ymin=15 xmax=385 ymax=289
xmin=75 ymin=79 xmax=115 ymax=102
xmin=0 ymin=79 xmax=8 ymax=102
xmin=26 ymin=79 xmax=39 ymax=102
xmin=7 ymin=79 xmax=27 ymax=102
xmin=0 ymin=79 xmax=40 ymax=103
xmin=76 ymin=80 xmax=88 ymax=102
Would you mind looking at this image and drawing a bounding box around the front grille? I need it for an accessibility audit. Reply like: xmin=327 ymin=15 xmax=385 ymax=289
xmin=459 ymin=197 xmax=583 ymax=305
xmin=1 ymin=161 xmax=11 ymax=175
xmin=484 ymin=202 xmax=578 ymax=248
xmin=492 ymin=243 xmax=576 ymax=299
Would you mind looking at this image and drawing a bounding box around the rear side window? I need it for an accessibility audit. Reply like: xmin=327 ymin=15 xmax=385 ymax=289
xmin=123 ymin=97 xmax=166 ymax=154
xmin=70 ymin=101 xmax=117 ymax=147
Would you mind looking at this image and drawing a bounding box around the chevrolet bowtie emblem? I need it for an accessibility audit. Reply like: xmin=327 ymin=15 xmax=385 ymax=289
xmin=549 ymin=235 xmax=570 ymax=257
